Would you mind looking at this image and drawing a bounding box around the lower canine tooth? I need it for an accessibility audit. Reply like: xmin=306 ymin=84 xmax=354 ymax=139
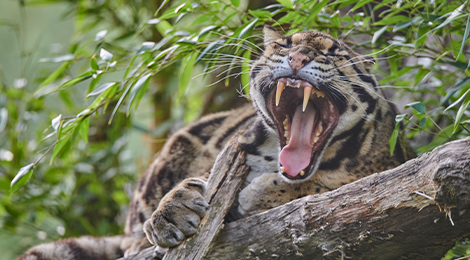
xmin=300 ymin=170 xmax=305 ymax=176
xmin=280 ymin=167 xmax=286 ymax=173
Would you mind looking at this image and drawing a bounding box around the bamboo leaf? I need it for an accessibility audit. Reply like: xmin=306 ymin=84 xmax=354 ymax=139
xmin=405 ymin=102 xmax=426 ymax=114
xmin=51 ymin=114 xmax=62 ymax=132
xmin=454 ymin=93 xmax=470 ymax=133
xmin=445 ymin=88 xmax=470 ymax=112
xmin=389 ymin=114 xmax=406 ymax=155
xmin=10 ymin=164 xmax=34 ymax=193
xmin=276 ymin=0 xmax=293 ymax=9
xmin=351 ymin=0 xmax=374 ymax=12
xmin=35 ymin=61 xmax=71 ymax=95
xmin=304 ymin=0 xmax=329 ymax=27
xmin=50 ymin=133 xmax=72 ymax=164
xmin=372 ymin=26 xmax=387 ymax=44
xmin=90 ymin=56 xmax=99 ymax=70
xmin=178 ymin=52 xmax=198 ymax=100
xmin=79 ymin=118 xmax=89 ymax=143
xmin=100 ymin=48 xmax=113 ymax=61
xmin=457 ymin=17 xmax=470 ymax=60
xmin=373 ymin=15 xmax=408 ymax=25
xmin=239 ymin=19 xmax=258 ymax=39
xmin=128 ymin=73 xmax=152 ymax=114
xmin=241 ymin=50 xmax=251 ymax=99
xmin=87 ymin=82 xmax=117 ymax=98
xmin=57 ymin=71 xmax=94 ymax=91
xmin=231 ymin=0 xmax=240 ymax=8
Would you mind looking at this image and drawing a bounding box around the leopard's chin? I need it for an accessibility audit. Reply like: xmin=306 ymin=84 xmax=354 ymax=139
xmin=267 ymin=77 xmax=339 ymax=181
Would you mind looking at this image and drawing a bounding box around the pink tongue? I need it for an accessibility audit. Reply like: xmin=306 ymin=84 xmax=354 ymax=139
xmin=279 ymin=104 xmax=315 ymax=177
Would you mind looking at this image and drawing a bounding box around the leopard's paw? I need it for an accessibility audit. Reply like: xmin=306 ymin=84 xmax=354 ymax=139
xmin=143 ymin=178 xmax=208 ymax=248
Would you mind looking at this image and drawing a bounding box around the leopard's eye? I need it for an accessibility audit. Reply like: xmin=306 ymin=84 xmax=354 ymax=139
xmin=275 ymin=42 xmax=288 ymax=48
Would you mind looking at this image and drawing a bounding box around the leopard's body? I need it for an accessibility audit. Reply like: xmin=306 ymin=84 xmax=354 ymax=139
xmin=18 ymin=26 xmax=415 ymax=260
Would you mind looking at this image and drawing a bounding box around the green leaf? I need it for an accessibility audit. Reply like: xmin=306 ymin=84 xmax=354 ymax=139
xmin=454 ymin=92 xmax=470 ymax=133
xmin=57 ymin=71 xmax=94 ymax=91
xmin=155 ymin=0 xmax=170 ymax=16
xmin=95 ymin=30 xmax=107 ymax=41
xmin=124 ymin=56 xmax=138 ymax=79
xmin=372 ymin=26 xmax=387 ymax=44
xmin=458 ymin=17 xmax=470 ymax=60
xmin=128 ymin=73 xmax=152 ymax=114
xmin=196 ymin=39 xmax=225 ymax=62
xmin=90 ymin=56 xmax=99 ymax=70
xmin=88 ymin=72 xmax=102 ymax=95
xmin=87 ymin=82 xmax=117 ymax=97
xmin=373 ymin=15 xmax=408 ymax=25
xmin=424 ymin=125 xmax=454 ymax=152
xmin=351 ymin=0 xmax=374 ymax=12
xmin=241 ymin=50 xmax=251 ymax=98
xmin=432 ymin=2 xmax=467 ymax=32
xmin=51 ymin=114 xmax=62 ymax=132
xmin=389 ymin=114 xmax=406 ymax=155
xmin=276 ymin=0 xmax=293 ymax=9
xmin=239 ymin=18 xmax=258 ymax=39
xmin=405 ymin=102 xmax=426 ymax=114
xmin=230 ymin=0 xmax=240 ymax=8
xmin=109 ymin=82 xmax=133 ymax=124
xmin=445 ymin=88 xmax=470 ymax=112
xmin=10 ymin=163 xmax=34 ymax=193
xmin=393 ymin=21 xmax=411 ymax=32
xmin=389 ymin=127 xmax=400 ymax=155
xmin=35 ymin=61 xmax=71 ymax=95
xmin=79 ymin=118 xmax=89 ymax=143
xmin=178 ymin=52 xmax=198 ymax=100
xmin=304 ymin=0 xmax=329 ymax=27
xmin=100 ymin=48 xmax=113 ymax=61
xmin=39 ymin=54 xmax=75 ymax=63
xmin=50 ymin=133 xmax=72 ymax=164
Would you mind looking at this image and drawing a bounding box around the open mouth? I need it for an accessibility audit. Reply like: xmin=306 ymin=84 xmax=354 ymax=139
xmin=267 ymin=77 xmax=340 ymax=180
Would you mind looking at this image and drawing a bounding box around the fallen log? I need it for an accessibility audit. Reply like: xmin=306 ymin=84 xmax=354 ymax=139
xmin=121 ymin=137 xmax=470 ymax=260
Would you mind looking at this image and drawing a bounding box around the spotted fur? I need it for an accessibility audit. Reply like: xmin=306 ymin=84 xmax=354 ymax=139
xmin=17 ymin=26 xmax=415 ymax=260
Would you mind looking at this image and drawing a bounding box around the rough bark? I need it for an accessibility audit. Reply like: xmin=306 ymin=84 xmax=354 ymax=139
xmin=121 ymin=137 xmax=470 ymax=260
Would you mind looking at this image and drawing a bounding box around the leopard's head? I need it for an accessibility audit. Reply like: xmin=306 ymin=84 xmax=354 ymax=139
xmin=250 ymin=26 xmax=378 ymax=183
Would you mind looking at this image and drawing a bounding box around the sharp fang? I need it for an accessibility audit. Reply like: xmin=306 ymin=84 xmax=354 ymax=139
xmin=276 ymin=81 xmax=286 ymax=106
xmin=303 ymin=87 xmax=312 ymax=112
xmin=280 ymin=166 xmax=286 ymax=173
xmin=300 ymin=170 xmax=305 ymax=176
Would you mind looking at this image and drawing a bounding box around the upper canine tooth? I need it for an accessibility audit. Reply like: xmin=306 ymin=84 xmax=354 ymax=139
xmin=303 ymin=87 xmax=312 ymax=112
xmin=276 ymin=80 xmax=286 ymax=106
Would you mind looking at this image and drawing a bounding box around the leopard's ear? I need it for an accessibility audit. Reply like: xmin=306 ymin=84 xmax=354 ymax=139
xmin=263 ymin=25 xmax=283 ymax=47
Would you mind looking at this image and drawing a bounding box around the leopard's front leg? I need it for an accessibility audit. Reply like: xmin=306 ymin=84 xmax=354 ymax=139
xmin=143 ymin=178 xmax=209 ymax=248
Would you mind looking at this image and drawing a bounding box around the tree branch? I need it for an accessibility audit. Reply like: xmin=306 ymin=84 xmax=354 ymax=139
xmin=121 ymin=137 xmax=470 ymax=260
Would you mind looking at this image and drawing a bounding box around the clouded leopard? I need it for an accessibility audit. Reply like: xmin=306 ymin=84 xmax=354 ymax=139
xmin=18 ymin=26 xmax=415 ymax=260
